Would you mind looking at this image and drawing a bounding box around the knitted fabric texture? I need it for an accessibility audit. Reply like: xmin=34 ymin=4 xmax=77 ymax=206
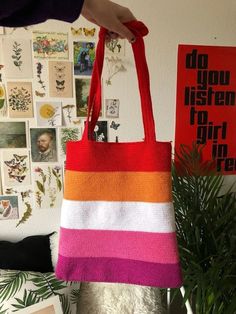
xmin=56 ymin=21 xmax=182 ymax=288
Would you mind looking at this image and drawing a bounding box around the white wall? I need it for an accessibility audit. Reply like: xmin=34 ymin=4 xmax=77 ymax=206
xmin=0 ymin=0 xmax=235 ymax=240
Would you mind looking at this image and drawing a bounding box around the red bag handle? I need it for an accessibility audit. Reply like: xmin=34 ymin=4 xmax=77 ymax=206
xmin=83 ymin=20 xmax=156 ymax=142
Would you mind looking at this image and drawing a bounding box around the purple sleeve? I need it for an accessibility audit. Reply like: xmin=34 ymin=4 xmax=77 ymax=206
xmin=0 ymin=0 xmax=85 ymax=27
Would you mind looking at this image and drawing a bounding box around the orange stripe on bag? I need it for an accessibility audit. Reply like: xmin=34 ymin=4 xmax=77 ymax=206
xmin=64 ymin=170 xmax=172 ymax=202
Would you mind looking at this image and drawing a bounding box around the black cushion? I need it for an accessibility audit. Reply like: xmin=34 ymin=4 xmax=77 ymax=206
xmin=0 ymin=233 xmax=54 ymax=272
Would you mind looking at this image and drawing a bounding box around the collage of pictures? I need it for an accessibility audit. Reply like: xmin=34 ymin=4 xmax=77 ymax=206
xmin=0 ymin=25 xmax=125 ymax=228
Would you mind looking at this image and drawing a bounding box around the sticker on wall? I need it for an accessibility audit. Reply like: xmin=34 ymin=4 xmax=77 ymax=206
xmin=105 ymin=99 xmax=120 ymax=118
xmin=7 ymin=82 xmax=34 ymax=118
xmin=59 ymin=127 xmax=82 ymax=158
xmin=48 ymin=61 xmax=73 ymax=98
xmin=32 ymin=31 xmax=69 ymax=59
xmin=2 ymin=39 xmax=33 ymax=78
xmin=75 ymin=78 xmax=91 ymax=117
xmin=105 ymin=38 xmax=125 ymax=56
xmin=36 ymin=102 xmax=62 ymax=127
xmin=73 ymin=41 xmax=95 ymax=76
xmin=33 ymin=164 xmax=63 ymax=209
xmin=71 ymin=27 xmax=96 ymax=38
xmin=34 ymin=60 xmax=47 ymax=97
xmin=1 ymin=149 xmax=31 ymax=187
xmin=84 ymin=121 xmax=108 ymax=142
xmin=62 ymin=104 xmax=76 ymax=125
xmin=0 ymin=121 xmax=27 ymax=148
xmin=0 ymin=84 xmax=7 ymax=117
xmin=105 ymin=56 xmax=127 ymax=85
xmin=71 ymin=27 xmax=83 ymax=36
xmin=0 ymin=195 xmax=19 ymax=220
xmin=30 ymin=128 xmax=57 ymax=162
xmin=4 ymin=186 xmax=34 ymax=227
xmin=110 ymin=120 xmax=121 ymax=130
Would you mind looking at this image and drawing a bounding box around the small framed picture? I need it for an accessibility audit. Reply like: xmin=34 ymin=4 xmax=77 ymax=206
xmin=84 ymin=121 xmax=108 ymax=142
xmin=17 ymin=295 xmax=63 ymax=314
xmin=105 ymin=99 xmax=120 ymax=118
xmin=30 ymin=128 xmax=57 ymax=162
xmin=0 ymin=195 xmax=19 ymax=220
xmin=73 ymin=41 xmax=95 ymax=76
xmin=0 ymin=121 xmax=27 ymax=149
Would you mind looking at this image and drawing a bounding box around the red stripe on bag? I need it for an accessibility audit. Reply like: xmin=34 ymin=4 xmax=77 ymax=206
xmin=66 ymin=140 xmax=172 ymax=172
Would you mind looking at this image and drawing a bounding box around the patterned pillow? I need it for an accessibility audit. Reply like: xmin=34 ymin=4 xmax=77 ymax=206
xmin=0 ymin=269 xmax=80 ymax=313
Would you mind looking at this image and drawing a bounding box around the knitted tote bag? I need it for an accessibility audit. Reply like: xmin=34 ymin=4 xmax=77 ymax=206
xmin=56 ymin=21 xmax=182 ymax=288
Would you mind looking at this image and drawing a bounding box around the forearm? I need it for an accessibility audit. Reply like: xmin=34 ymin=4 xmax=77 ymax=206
xmin=0 ymin=0 xmax=85 ymax=27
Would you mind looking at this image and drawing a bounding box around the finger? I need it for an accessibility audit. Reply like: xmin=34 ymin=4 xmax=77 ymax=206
xmin=109 ymin=20 xmax=136 ymax=43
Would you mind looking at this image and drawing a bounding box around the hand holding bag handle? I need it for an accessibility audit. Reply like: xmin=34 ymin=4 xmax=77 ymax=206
xmin=83 ymin=20 xmax=157 ymax=143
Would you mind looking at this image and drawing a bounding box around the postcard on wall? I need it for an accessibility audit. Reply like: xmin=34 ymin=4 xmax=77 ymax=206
xmin=2 ymin=38 xmax=33 ymax=78
xmin=33 ymin=31 xmax=69 ymax=59
xmin=105 ymin=38 xmax=125 ymax=56
xmin=59 ymin=127 xmax=82 ymax=158
xmin=1 ymin=149 xmax=31 ymax=188
xmin=62 ymin=103 xmax=76 ymax=125
xmin=30 ymin=128 xmax=57 ymax=162
xmin=3 ymin=186 xmax=34 ymax=228
xmin=36 ymin=102 xmax=62 ymax=127
xmin=175 ymin=44 xmax=236 ymax=175
xmin=84 ymin=120 xmax=108 ymax=142
xmin=34 ymin=60 xmax=48 ymax=98
xmin=48 ymin=61 xmax=73 ymax=98
xmin=105 ymin=99 xmax=120 ymax=118
xmin=0 ymin=195 xmax=19 ymax=220
xmin=7 ymin=82 xmax=34 ymax=118
xmin=33 ymin=164 xmax=63 ymax=210
xmin=0 ymin=121 xmax=27 ymax=148
xmin=0 ymin=84 xmax=7 ymax=117
xmin=17 ymin=295 xmax=63 ymax=314
xmin=75 ymin=78 xmax=91 ymax=117
xmin=73 ymin=41 xmax=95 ymax=76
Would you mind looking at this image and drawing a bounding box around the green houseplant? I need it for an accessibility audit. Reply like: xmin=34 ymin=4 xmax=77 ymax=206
xmin=172 ymin=143 xmax=236 ymax=314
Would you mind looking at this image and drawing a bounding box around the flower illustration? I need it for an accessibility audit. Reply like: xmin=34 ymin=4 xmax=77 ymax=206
xmin=0 ymin=86 xmax=4 ymax=98
xmin=62 ymin=104 xmax=75 ymax=123
xmin=36 ymin=62 xmax=46 ymax=90
xmin=12 ymin=41 xmax=23 ymax=70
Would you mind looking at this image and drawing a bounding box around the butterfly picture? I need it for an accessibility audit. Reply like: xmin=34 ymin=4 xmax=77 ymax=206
xmin=83 ymin=27 xmax=96 ymax=37
xmin=71 ymin=27 xmax=83 ymax=36
xmin=13 ymin=154 xmax=28 ymax=163
xmin=72 ymin=119 xmax=81 ymax=125
xmin=54 ymin=65 xmax=66 ymax=73
xmin=4 ymin=156 xmax=27 ymax=183
xmin=56 ymin=80 xmax=65 ymax=86
xmin=35 ymin=90 xmax=46 ymax=97
xmin=110 ymin=121 xmax=120 ymax=130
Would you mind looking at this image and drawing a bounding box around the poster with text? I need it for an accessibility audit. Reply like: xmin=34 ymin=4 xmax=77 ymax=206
xmin=175 ymin=44 xmax=236 ymax=174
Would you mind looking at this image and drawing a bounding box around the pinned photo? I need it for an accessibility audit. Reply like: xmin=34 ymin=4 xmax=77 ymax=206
xmin=0 ymin=122 xmax=27 ymax=149
xmin=30 ymin=128 xmax=57 ymax=162
xmin=0 ymin=195 xmax=19 ymax=220
xmin=105 ymin=99 xmax=120 ymax=118
xmin=73 ymin=41 xmax=95 ymax=76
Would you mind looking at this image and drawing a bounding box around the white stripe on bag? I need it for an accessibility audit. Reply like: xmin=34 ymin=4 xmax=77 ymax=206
xmin=60 ymin=200 xmax=176 ymax=233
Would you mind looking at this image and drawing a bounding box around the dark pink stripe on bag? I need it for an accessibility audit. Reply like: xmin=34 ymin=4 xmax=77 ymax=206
xmin=56 ymin=255 xmax=182 ymax=288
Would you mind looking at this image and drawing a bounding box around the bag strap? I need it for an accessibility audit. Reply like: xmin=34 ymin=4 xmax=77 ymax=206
xmin=82 ymin=20 xmax=156 ymax=142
